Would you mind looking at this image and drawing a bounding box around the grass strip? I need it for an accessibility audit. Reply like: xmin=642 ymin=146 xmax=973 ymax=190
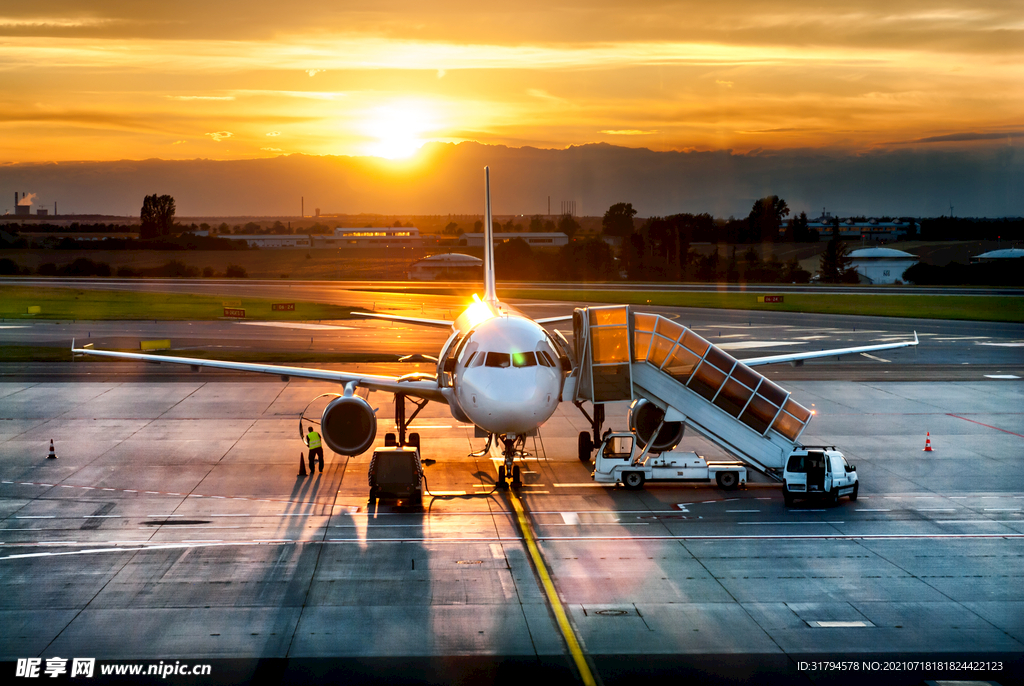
xmin=502 ymin=288 xmax=1023 ymax=323
xmin=0 ymin=346 xmax=403 ymax=364
xmin=0 ymin=285 xmax=354 ymax=321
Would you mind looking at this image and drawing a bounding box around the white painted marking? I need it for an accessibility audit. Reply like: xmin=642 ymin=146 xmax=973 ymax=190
xmin=810 ymin=620 xmax=873 ymax=628
xmin=984 ymin=375 xmax=1021 ymax=379
xmin=918 ymin=509 xmax=957 ymax=512
xmin=102 ymin=488 xmax=115 ymax=491
xmin=15 ymin=516 xmax=55 ymax=519
xmin=145 ymin=491 xmax=159 ymax=494
xmin=125 ymin=490 xmax=136 ymax=493
xmin=856 ymin=509 xmax=891 ymax=512
xmin=83 ymin=515 xmax=120 ymax=518
xmin=0 ymin=325 xmax=28 ymax=329
xmin=985 ymin=508 xmax=1021 ymax=512
xmin=81 ymin=487 xmax=94 ymax=490
xmin=739 ymin=521 xmax=844 ymax=525
xmin=727 ymin=510 xmax=760 ymax=513
xmin=718 ymin=341 xmax=807 ymax=351
xmin=561 ymin=512 xmax=581 ymax=525
xmin=239 ymin=321 xmax=353 ymax=330
xmin=429 ymin=490 xmax=467 ymax=496
xmin=1 ymin=481 xmax=11 ymax=484
xmin=860 ymin=353 xmax=891 ymax=363
xmin=936 ymin=520 xmax=1019 ymax=524
xmin=978 ymin=342 xmax=1024 ymax=347
xmin=553 ymin=483 xmax=604 ymax=487
xmin=490 ymin=543 xmax=504 ymax=559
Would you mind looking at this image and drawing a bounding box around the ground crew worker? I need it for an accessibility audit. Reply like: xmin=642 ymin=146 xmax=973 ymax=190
xmin=306 ymin=426 xmax=324 ymax=473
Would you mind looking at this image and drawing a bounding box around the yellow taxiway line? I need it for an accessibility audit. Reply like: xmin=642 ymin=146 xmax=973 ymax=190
xmin=507 ymin=487 xmax=597 ymax=686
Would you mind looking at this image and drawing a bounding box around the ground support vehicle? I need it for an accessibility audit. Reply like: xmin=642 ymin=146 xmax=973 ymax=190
xmin=368 ymin=444 xmax=424 ymax=506
xmin=782 ymin=446 xmax=858 ymax=506
xmin=592 ymin=432 xmax=747 ymax=490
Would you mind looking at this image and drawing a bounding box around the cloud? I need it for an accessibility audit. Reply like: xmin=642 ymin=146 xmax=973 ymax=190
xmin=913 ymin=131 xmax=1024 ymax=143
xmin=306 ymin=69 xmax=324 ymax=77
xmin=204 ymin=131 xmax=232 ymax=142
xmin=266 ymin=131 xmax=281 ymax=137
xmin=601 ymin=129 xmax=658 ymax=136
xmin=437 ymin=69 xmax=446 ymax=79
xmin=716 ymin=80 xmax=734 ymax=87
xmin=171 ymin=140 xmax=186 ymax=144
xmin=261 ymin=147 xmax=282 ymax=152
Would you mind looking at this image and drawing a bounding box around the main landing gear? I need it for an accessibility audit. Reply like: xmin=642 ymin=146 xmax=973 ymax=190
xmin=574 ymin=401 xmax=605 ymax=463
xmin=496 ymin=435 xmax=524 ymax=490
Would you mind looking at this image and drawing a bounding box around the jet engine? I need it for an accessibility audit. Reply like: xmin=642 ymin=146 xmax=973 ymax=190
xmin=320 ymin=395 xmax=377 ymax=456
xmin=628 ymin=399 xmax=684 ymax=452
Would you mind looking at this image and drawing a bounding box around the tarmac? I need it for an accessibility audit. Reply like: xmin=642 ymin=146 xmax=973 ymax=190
xmin=1 ymin=376 xmax=1023 ymax=684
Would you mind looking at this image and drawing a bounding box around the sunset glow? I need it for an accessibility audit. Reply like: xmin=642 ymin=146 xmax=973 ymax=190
xmin=0 ymin=2 xmax=1021 ymax=163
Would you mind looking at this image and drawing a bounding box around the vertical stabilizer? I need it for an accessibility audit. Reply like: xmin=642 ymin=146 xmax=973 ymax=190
xmin=483 ymin=167 xmax=497 ymax=304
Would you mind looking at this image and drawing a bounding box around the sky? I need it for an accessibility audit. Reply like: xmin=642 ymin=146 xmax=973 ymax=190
xmin=2 ymin=0 xmax=1022 ymax=164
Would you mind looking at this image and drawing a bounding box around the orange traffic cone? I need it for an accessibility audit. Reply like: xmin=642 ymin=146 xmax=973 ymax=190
xmin=298 ymin=452 xmax=307 ymax=477
xmin=923 ymin=432 xmax=933 ymax=452
xmin=47 ymin=439 xmax=57 ymax=460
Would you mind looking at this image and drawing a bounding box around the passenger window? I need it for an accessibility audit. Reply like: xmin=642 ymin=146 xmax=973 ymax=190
xmin=485 ymin=352 xmax=511 ymax=368
xmin=512 ymin=352 xmax=537 ymax=367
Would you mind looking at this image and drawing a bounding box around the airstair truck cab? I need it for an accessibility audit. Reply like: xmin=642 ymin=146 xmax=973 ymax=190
xmin=783 ymin=447 xmax=858 ymax=506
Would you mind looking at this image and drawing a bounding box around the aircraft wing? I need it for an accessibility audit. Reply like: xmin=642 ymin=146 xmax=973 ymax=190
xmin=350 ymin=311 xmax=454 ymax=329
xmin=741 ymin=332 xmax=918 ymax=366
xmin=534 ymin=315 xmax=573 ymax=325
xmin=71 ymin=343 xmax=446 ymax=402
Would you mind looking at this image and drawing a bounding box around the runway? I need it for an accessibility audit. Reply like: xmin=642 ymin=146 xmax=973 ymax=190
xmin=1 ymin=377 xmax=1022 ymax=684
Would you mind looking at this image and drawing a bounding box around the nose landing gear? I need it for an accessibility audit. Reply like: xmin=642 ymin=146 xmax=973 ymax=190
xmin=496 ymin=435 xmax=524 ymax=489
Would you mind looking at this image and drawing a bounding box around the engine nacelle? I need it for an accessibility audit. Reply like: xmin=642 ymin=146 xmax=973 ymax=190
xmin=628 ymin=399 xmax=685 ymax=452
xmin=320 ymin=395 xmax=377 ymax=456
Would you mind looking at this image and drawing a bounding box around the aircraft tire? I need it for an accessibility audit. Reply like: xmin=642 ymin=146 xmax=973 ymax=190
xmin=623 ymin=471 xmax=645 ymax=490
xmin=497 ymin=465 xmax=507 ymax=489
xmin=578 ymin=432 xmax=593 ymax=462
xmin=511 ymin=465 xmax=521 ymax=487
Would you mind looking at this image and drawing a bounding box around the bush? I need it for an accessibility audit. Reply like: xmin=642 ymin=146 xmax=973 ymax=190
xmin=153 ymin=259 xmax=199 ymax=277
xmin=225 ymin=264 xmax=248 ymax=278
xmin=117 ymin=266 xmax=142 ymax=277
xmin=38 ymin=262 xmax=58 ymax=276
xmin=202 ymin=266 xmax=215 ymax=278
xmin=0 ymin=257 xmax=24 ymax=275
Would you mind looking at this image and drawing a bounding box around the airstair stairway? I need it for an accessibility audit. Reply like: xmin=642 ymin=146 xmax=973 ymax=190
xmin=567 ymin=305 xmax=813 ymax=475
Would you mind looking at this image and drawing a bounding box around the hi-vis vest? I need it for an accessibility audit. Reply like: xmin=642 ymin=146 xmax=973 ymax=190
xmin=307 ymin=431 xmax=321 ymax=449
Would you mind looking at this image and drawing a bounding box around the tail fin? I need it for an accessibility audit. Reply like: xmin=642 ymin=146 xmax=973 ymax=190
xmin=483 ymin=166 xmax=497 ymax=305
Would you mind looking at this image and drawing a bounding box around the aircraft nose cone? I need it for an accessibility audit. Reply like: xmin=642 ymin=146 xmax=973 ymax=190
xmin=460 ymin=369 xmax=558 ymax=434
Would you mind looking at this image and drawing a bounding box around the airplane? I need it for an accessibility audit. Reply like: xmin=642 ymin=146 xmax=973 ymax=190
xmin=72 ymin=167 xmax=919 ymax=489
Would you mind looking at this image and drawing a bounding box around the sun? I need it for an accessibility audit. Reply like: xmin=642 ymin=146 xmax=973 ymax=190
xmin=361 ymin=103 xmax=433 ymax=160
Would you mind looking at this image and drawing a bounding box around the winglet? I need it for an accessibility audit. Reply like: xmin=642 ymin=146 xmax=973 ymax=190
xmin=482 ymin=166 xmax=497 ymax=305
xmin=913 ymin=331 xmax=919 ymax=345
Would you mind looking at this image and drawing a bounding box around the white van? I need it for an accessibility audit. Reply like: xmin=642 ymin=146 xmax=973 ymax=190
xmin=783 ymin=447 xmax=858 ymax=506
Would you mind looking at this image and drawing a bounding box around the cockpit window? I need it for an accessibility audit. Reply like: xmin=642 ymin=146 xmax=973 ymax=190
xmin=512 ymin=352 xmax=537 ymax=367
xmin=465 ymin=352 xmax=477 ymax=367
xmin=537 ymin=350 xmax=555 ymax=367
xmin=485 ymin=352 xmax=511 ymax=368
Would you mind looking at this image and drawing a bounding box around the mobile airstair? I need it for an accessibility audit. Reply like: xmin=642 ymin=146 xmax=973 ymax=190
xmin=566 ymin=305 xmax=813 ymax=475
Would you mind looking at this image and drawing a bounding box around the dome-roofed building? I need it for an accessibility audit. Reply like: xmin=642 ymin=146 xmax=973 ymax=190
xmin=408 ymin=253 xmax=483 ymax=281
xmin=847 ymin=247 xmax=919 ymax=284
xmin=972 ymin=248 xmax=1024 ymax=262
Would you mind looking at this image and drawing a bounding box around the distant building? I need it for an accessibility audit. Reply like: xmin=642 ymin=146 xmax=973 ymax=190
xmin=36 ymin=209 xmax=48 ymax=216
xmin=408 ymin=253 xmax=483 ymax=281
xmin=971 ymin=248 xmax=1024 ymax=263
xmin=205 ymin=234 xmax=312 ymax=248
xmin=848 ymin=247 xmax=919 ymax=284
xmin=803 ymin=217 xmax=909 ymax=242
xmin=458 ymin=232 xmax=568 ymax=247
xmin=314 ymin=226 xmax=422 ymax=248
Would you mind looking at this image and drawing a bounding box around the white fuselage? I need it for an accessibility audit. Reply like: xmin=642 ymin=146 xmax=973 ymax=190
xmin=446 ymin=314 xmax=563 ymax=436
